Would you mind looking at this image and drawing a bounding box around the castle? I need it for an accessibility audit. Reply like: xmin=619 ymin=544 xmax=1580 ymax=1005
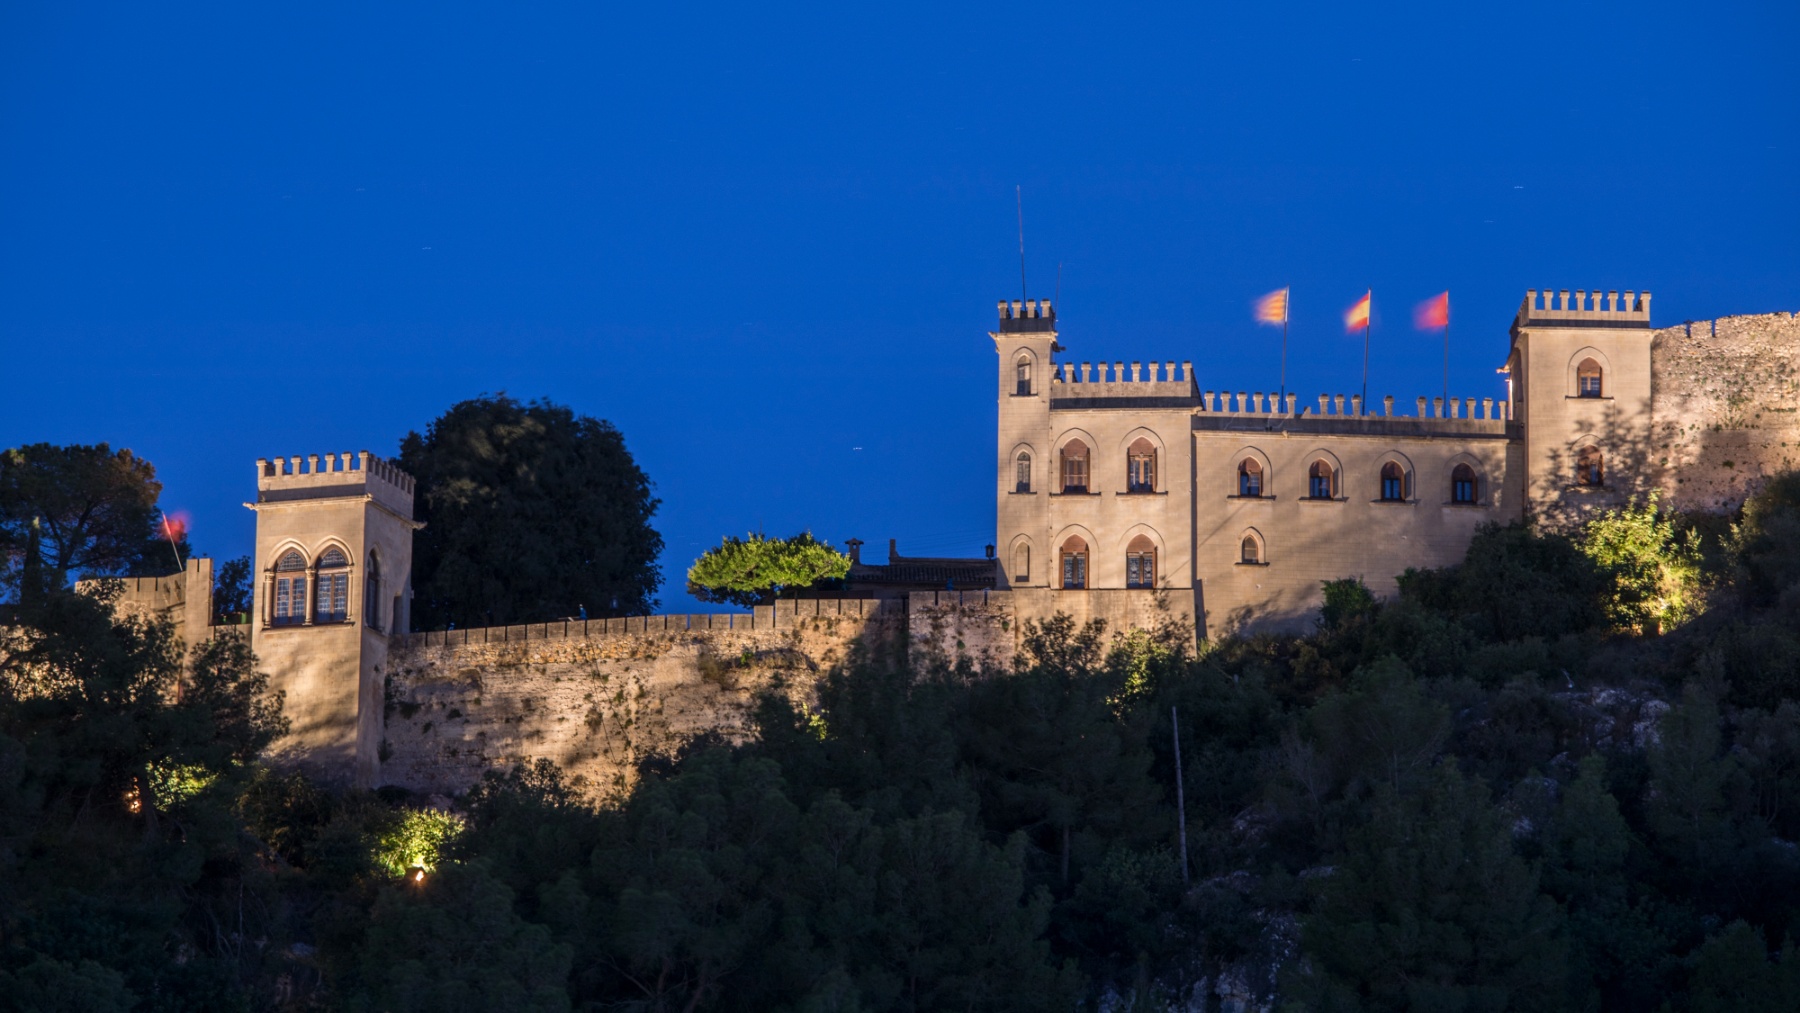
xmin=108 ymin=289 xmax=1800 ymax=790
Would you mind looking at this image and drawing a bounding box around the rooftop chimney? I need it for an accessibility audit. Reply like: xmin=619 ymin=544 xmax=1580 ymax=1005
xmin=845 ymin=538 xmax=863 ymax=565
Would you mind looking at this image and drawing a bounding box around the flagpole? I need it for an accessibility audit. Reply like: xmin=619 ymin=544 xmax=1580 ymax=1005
xmin=1279 ymin=296 xmax=1289 ymax=405
xmin=1360 ymin=292 xmax=1370 ymax=409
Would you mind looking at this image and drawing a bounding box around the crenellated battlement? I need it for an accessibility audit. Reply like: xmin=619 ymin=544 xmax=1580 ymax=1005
xmin=1516 ymin=287 xmax=1651 ymax=329
xmin=254 ymin=451 xmax=415 ymax=510
xmin=1191 ymin=390 xmax=1511 ymax=421
xmin=996 ymin=298 xmax=1056 ymax=333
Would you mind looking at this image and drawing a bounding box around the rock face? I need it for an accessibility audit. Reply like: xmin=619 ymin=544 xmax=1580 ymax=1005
xmin=1653 ymin=312 xmax=1800 ymax=513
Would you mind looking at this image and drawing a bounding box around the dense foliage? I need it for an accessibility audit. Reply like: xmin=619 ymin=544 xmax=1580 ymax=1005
xmin=686 ymin=531 xmax=852 ymax=607
xmin=399 ymin=395 xmax=663 ymax=628
xmin=15 ymin=484 xmax=1800 ymax=1009
xmin=0 ymin=442 xmax=190 ymax=594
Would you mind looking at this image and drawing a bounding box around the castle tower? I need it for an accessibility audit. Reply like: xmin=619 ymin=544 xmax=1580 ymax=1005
xmin=247 ymin=451 xmax=419 ymax=787
xmin=1506 ymin=289 xmax=1654 ymax=523
xmin=994 ymin=299 xmax=1057 ymax=589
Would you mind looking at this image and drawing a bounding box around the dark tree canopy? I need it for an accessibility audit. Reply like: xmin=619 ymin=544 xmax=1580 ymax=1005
xmin=0 ymin=442 xmax=187 ymax=594
xmin=400 ymin=395 xmax=663 ymax=628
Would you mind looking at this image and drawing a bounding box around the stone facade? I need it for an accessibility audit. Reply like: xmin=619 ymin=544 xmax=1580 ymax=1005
xmin=207 ymin=287 xmax=1796 ymax=790
xmin=996 ymin=291 xmax=1798 ymax=637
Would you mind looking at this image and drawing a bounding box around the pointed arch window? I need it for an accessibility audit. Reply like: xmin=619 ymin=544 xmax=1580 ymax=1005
xmin=1308 ymin=460 xmax=1335 ymax=500
xmin=273 ymin=550 xmax=307 ymax=626
xmin=1380 ymin=462 xmax=1406 ymax=502
xmin=1127 ymin=438 xmax=1157 ymax=493
xmin=1451 ymin=464 xmax=1478 ymax=504
xmin=1060 ymin=536 xmax=1088 ymax=589
xmin=1238 ymin=459 xmax=1264 ymax=497
xmin=1012 ymin=543 xmax=1030 ymax=584
xmin=1126 ymin=534 xmax=1157 ymax=588
xmin=365 ymin=551 xmax=384 ymax=632
xmin=1016 ymin=356 xmax=1033 ymax=396
xmin=1576 ymin=445 xmax=1604 ymax=487
xmin=315 ymin=548 xmax=349 ymax=623
xmin=1240 ymin=533 xmax=1263 ymax=565
xmin=1577 ymin=358 xmax=1603 ymax=398
xmin=1015 ymin=451 xmax=1032 ymax=493
xmin=1060 ymin=440 xmax=1089 ymax=494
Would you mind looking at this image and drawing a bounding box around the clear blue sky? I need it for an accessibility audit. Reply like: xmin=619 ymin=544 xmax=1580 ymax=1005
xmin=3 ymin=1 xmax=1795 ymax=611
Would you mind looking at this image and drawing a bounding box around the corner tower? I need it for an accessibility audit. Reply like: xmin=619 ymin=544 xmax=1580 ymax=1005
xmin=1506 ymin=288 xmax=1654 ymax=524
xmin=994 ymin=299 xmax=1057 ymax=589
xmin=247 ymin=452 xmax=419 ymax=787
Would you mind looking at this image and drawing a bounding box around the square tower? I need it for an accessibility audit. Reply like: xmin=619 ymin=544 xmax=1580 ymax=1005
xmin=247 ymin=451 xmax=419 ymax=787
xmin=994 ymin=299 xmax=1058 ymax=590
xmin=1506 ymin=289 xmax=1653 ymax=524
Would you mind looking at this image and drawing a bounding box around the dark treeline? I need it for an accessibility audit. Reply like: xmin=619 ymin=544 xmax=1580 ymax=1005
xmin=12 ymin=479 xmax=1800 ymax=1010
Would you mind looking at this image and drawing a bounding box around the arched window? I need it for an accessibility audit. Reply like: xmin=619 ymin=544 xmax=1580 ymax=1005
xmin=315 ymin=548 xmax=349 ymax=623
xmin=1451 ymin=464 xmax=1478 ymax=504
xmin=364 ymin=551 xmax=384 ymax=631
xmin=1238 ymin=458 xmax=1263 ymax=497
xmin=1015 ymin=452 xmax=1032 ymax=493
xmin=1060 ymin=536 xmax=1088 ymax=589
xmin=1576 ymin=445 xmax=1604 ymax=487
xmin=1127 ymin=438 xmax=1157 ymax=493
xmin=1240 ymin=533 xmax=1263 ymax=565
xmin=1380 ymin=462 xmax=1406 ymax=501
xmin=1577 ymin=358 xmax=1603 ymax=398
xmin=1060 ymin=440 xmax=1090 ymax=494
xmin=1016 ymin=356 xmax=1032 ymax=396
xmin=273 ymin=550 xmax=307 ymax=626
xmin=1126 ymin=534 xmax=1157 ymax=588
xmin=1013 ymin=543 xmax=1030 ymax=583
xmin=1308 ymin=460 xmax=1335 ymax=499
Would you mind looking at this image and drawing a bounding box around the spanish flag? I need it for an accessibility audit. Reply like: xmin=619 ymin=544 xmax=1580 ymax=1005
xmin=1414 ymin=291 xmax=1449 ymax=330
xmin=1254 ymin=288 xmax=1289 ymax=326
xmin=1345 ymin=291 xmax=1371 ymax=332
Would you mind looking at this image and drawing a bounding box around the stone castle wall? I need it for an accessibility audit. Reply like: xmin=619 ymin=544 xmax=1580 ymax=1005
xmin=378 ymin=589 xmax=1182 ymax=795
xmin=1653 ymin=312 xmax=1800 ymax=513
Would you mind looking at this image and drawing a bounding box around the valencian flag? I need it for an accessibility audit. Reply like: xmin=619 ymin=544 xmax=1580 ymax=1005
xmin=1254 ymin=288 xmax=1289 ymax=325
xmin=1344 ymin=291 xmax=1371 ymax=332
xmin=1415 ymin=291 xmax=1449 ymax=329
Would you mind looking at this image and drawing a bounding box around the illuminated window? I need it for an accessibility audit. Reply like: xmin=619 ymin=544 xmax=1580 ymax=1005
xmin=1060 ymin=440 xmax=1089 ymax=493
xmin=1577 ymin=446 xmax=1604 ymax=486
xmin=1380 ymin=462 xmax=1406 ymax=501
xmin=1577 ymin=359 xmax=1603 ymax=398
xmin=273 ymin=550 xmax=307 ymax=626
xmin=1308 ymin=460 xmax=1335 ymax=499
xmin=1015 ymin=452 xmax=1032 ymax=493
xmin=1060 ymin=536 xmax=1088 ymax=589
xmin=315 ymin=548 xmax=349 ymax=623
xmin=1238 ymin=459 xmax=1263 ymax=497
xmin=1126 ymin=534 xmax=1156 ymax=588
xmin=1452 ymin=464 xmax=1478 ymax=504
xmin=1127 ymin=438 xmax=1157 ymax=493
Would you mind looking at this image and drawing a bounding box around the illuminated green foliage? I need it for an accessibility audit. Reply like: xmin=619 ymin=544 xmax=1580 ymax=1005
xmin=1581 ymin=495 xmax=1702 ymax=633
xmin=685 ymin=531 xmax=850 ymax=607
xmin=374 ymin=808 xmax=468 ymax=876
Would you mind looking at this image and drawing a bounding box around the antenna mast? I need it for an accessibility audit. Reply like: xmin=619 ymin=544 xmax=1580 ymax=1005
xmin=1016 ymin=185 xmax=1027 ymax=300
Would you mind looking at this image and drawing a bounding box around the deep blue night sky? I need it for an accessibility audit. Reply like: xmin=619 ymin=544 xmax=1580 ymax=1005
xmin=3 ymin=1 xmax=1795 ymax=611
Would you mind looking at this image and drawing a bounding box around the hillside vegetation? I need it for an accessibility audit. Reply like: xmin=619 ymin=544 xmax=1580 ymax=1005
xmin=11 ymin=479 xmax=1800 ymax=1010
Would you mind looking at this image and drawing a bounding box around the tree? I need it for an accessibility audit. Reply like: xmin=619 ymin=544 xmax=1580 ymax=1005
xmin=399 ymin=395 xmax=663 ymax=628
xmin=0 ymin=442 xmax=174 ymax=593
xmin=686 ymin=532 xmax=850 ymax=608
xmin=1580 ymin=496 xmax=1702 ymax=634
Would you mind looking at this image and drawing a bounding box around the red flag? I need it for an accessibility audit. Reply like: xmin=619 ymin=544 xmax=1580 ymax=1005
xmin=1344 ymin=291 xmax=1370 ymax=332
xmin=160 ymin=510 xmax=190 ymax=543
xmin=1414 ymin=292 xmax=1449 ymax=330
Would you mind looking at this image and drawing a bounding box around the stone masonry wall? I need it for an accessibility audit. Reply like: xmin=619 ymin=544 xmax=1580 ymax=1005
xmin=1653 ymin=312 xmax=1800 ymax=513
xmin=377 ymin=589 xmax=1182 ymax=795
xmin=379 ymin=600 xmax=907 ymax=796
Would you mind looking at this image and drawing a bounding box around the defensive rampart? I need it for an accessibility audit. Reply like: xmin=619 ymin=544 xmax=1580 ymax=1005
xmin=378 ymin=589 xmax=1187 ymax=795
xmin=1652 ymin=312 xmax=1800 ymax=513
